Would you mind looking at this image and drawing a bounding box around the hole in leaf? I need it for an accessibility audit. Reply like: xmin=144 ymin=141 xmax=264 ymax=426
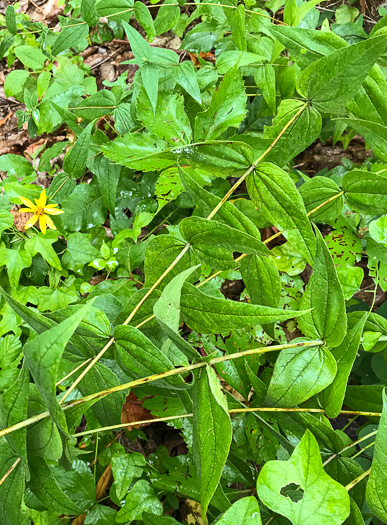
xmin=280 ymin=483 xmax=305 ymax=503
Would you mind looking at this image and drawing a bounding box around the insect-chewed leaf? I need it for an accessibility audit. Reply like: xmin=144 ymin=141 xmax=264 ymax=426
xmin=257 ymin=430 xmax=350 ymax=525
xmin=299 ymin=228 xmax=346 ymax=347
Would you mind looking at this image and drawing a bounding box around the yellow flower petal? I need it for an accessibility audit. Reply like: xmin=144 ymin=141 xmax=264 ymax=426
xmin=39 ymin=215 xmax=47 ymax=235
xmin=35 ymin=189 xmax=47 ymax=208
xmin=19 ymin=207 xmax=35 ymax=213
xmin=44 ymin=207 xmax=64 ymax=216
xmin=19 ymin=196 xmax=35 ymax=209
xmin=45 ymin=215 xmax=56 ymax=230
xmin=25 ymin=214 xmax=38 ymax=229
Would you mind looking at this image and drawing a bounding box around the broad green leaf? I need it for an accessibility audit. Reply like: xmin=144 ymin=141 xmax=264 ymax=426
xmin=366 ymin=390 xmax=387 ymax=521
xmin=0 ymin=365 xmax=29 ymax=466
xmin=154 ymin=0 xmax=179 ymax=35
xmin=143 ymin=514 xmax=180 ymax=525
xmin=284 ymin=0 xmax=297 ymax=25
xmin=81 ymin=0 xmax=99 ymax=25
xmin=63 ymin=122 xmax=93 ymax=178
xmin=255 ymin=64 xmax=276 ymax=114
xmin=62 ymin=232 xmax=100 ymax=272
xmin=339 ymin=119 xmax=387 ymax=163
xmin=14 ymin=45 xmax=46 ymax=70
xmin=72 ymin=90 xmax=116 ymax=120
xmin=347 ymin=65 xmax=387 ymax=126
xmin=114 ymin=325 xmax=188 ymax=390
xmin=345 ymin=385 xmax=384 ymax=415
xmin=179 ymin=217 xmax=270 ymax=270
xmin=23 ymin=303 xmax=93 ymax=433
xmin=88 ymin=153 xmax=121 ymax=214
xmin=137 ymin=90 xmax=192 ymax=144
xmin=51 ymin=19 xmax=89 ymax=55
xmin=27 ymin=456 xmax=84 ymax=514
xmin=144 ymin=234 xmax=200 ymax=290
xmin=111 ymin=452 xmax=146 ymax=500
xmin=370 ymin=216 xmax=387 ymax=246
xmin=134 ymin=1 xmax=155 ymax=40
xmin=324 ymin=456 xmax=366 ymax=511
xmin=299 ymin=229 xmax=346 ymax=347
xmin=0 ymin=246 xmax=32 ymax=289
xmin=180 ymin=166 xmax=259 ymax=237
xmin=270 ymin=25 xmax=347 ymax=68
xmin=61 ymin=183 xmax=107 ymax=231
xmin=5 ymin=6 xmax=17 ymax=35
xmin=343 ymin=169 xmax=387 ymax=215
xmin=265 ymin=343 xmax=336 ymax=407
xmin=4 ymin=70 xmax=30 ymax=100
xmin=0 ymin=210 xmax=15 ymax=235
xmin=299 ymin=176 xmax=344 ymax=223
xmin=193 ymin=365 xmax=232 ymax=518
xmin=240 ymin=254 xmax=281 ymax=308
xmin=180 ymin=283 xmax=308 ymax=334
xmin=216 ymin=496 xmax=262 ymax=524
xmin=96 ymin=0 xmax=134 ymax=20
xmin=297 ymin=35 xmax=387 ymax=113
xmin=153 ymin=266 xmax=199 ymax=361
xmin=247 ymin=162 xmax=316 ymax=264
xmin=320 ymin=314 xmax=367 ymax=418
xmin=117 ymin=480 xmax=163 ymax=523
xmin=216 ymin=51 xmax=266 ymax=75
xmin=257 ymin=430 xmax=350 ymax=525
xmin=141 ymin=61 xmax=159 ymax=114
xmin=195 ymin=67 xmax=247 ymax=141
xmin=25 ymin=232 xmax=62 ymax=270
xmin=0 ymin=437 xmax=26 ymax=525
xmin=0 ymin=154 xmax=34 ymax=177
xmin=175 ymin=61 xmax=202 ymax=104
xmin=264 ymin=99 xmax=322 ymax=168
xmin=36 ymin=286 xmax=78 ymax=312
xmin=114 ymin=103 xmax=134 ymax=134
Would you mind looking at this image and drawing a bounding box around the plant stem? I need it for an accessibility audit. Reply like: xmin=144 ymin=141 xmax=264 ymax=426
xmin=345 ymin=467 xmax=371 ymax=491
xmin=0 ymin=458 xmax=21 ymax=487
xmin=323 ymin=429 xmax=378 ymax=467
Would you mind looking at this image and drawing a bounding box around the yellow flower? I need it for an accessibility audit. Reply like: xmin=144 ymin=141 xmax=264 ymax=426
xmin=19 ymin=189 xmax=64 ymax=235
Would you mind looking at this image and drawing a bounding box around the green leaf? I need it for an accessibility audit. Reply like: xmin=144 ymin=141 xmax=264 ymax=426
xmin=179 ymin=217 xmax=270 ymax=270
xmin=299 ymin=229 xmax=346 ymax=347
xmin=264 ymin=343 xmax=336 ymax=407
xmin=23 ymin=302 xmax=93 ymax=433
xmin=14 ymin=45 xmax=46 ymax=70
xmin=195 ymin=67 xmax=247 ymax=141
xmin=339 ymin=119 xmax=387 ymax=163
xmin=180 ymin=283 xmax=308 ymax=334
xmin=154 ymin=0 xmax=179 ymax=35
xmin=63 ymin=122 xmax=93 ymax=178
xmin=257 ymin=430 xmax=350 ymax=525
xmin=241 ymin=254 xmax=281 ymax=308
xmin=114 ymin=325 xmax=188 ymax=390
xmin=143 ymin=514 xmax=180 ymax=525
xmin=62 ymin=232 xmax=100 ymax=272
xmin=366 ymin=390 xmax=387 ymax=521
xmin=299 ymin=176 xmax=344 ymax=223
xmin=134 ymin=1 xmax=155 ymax=40
xmin=0 ymin=211 xmax=15 ymax=235
xmin=27 ymin=456 xmax=84 ymax=515
xmin=5 ymin=6 xmax=17 ymax=35
xmin=144 ymin=234 xmax=199 ymax=290
xmin=25 ymin=232 xmax=62 ymax=270
xmin=51 ymin=19 xmax=89 ymax=55
xmin=81 ymin=0 xmax=99 ymax=26
xmin=73 ymin=90 xmax=116 ymax=120
xmin=247 ymin=162 xmax=316 ymax=264
xmin=343 ymin=169 xmax=387 ymax=215
xmin=216 ymin=50 xmax=266 ymax=75
xmin=0 ymin=154 xmax=34 ymax=177
xmin=4 ymin=70 xmax=30 ymax=100
xmin=0 ymin=246 xmax=32 ymax=289
xmin=61 ymin=183 xmax=107 ymax=231
xmin=0 ymin=437 xmax=26 ymax=525
xmin=216 ymin=497 xmax=262 ymax=524
xmin=297 ymin=35 xmax=387 ymax=113
xmin=116 ymin=480 xmax=163 ymax=523
xmin=180 ymin=166 xmax=258 ymax=237
xmin=88 ymin=153 xmax=121 ymax=214
xmin=96 ymin=0 xmax=134 ymax=20
xmin=264 ymin=99 xmax=322 ymax=168
xmin=0 ymin=366 xmax=29 ymax=466
xmin=193 ymin=365 xmax=232 ymax=518
xmin=320 ymin=314 xmax=367 ymax=418
xmin=111 ymin=452 xmax=146 ymax=500
xmin=255 ymin=64 xmax=276 ymax=114
xmin=175 ymin=61 xmax=202 ymax=104
xmin=269 ymin=25 xmax=347 ymax=68
xmin=36 ymin=286 xmax=78 ymax=312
